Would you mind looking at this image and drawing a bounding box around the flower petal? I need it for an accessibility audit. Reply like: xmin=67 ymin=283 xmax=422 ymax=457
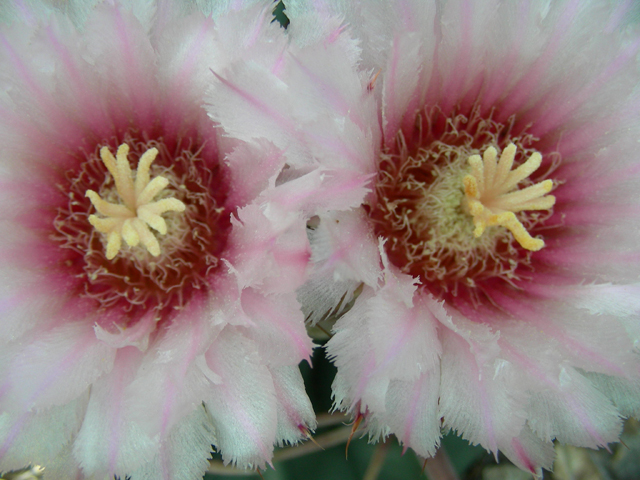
xmin=73 ymin=347 xmax=157 ymax=476
xmin=204 ymin=328 xmax=278 ymax=467
xmin=0 ymin=322 xmax=115 ymax=411
xmin=271 ymin=365 xmax=317 ymax=446
xmin=0 ymin=395 xmax=86 ymax=473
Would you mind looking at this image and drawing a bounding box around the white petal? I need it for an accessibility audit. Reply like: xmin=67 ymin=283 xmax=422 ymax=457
xmin=93 ymin=309 xmax=157 ymax=351
xmin=438 ymin=316 xmax=526 ymax=454
xmin=498 ymin=323 xmax=627 ymax=450
xmin=124 ymin=305 xmax=221 ymax=443
xmin=0 ymin=323 xmax=115 ymax=411
xmin=583 ymin=372 xmax=640 ymax=419
xmin=500 ymin=425 xmax=556 ymax=477
xmin=203 ymin=328 xmax=277 ymax=467
xmin=227 ymin=203 xmax=310 ymax=294
xmin=128 ymin=405 xmax=216 ymax=480
xmin=308 ymin=210 xmax=381 ymax=288
xmin=385 ymin=369 xmax=441 ymax=458
xmin=241 ymin=289 xmax=313 ymax=367
xmin=328 ymin=287 xmax=390 ymax=415
xmin=0 ymin=395 xmax=87 ymax=472
xmin=526 ymin=367 xmax=622 ymax=449
xmin=366 ymin=281 xmax=441 ymax=381
xmin=263 ymin=168 xmax=373 ymax=217
xmin=271 ymin=365 xmax=317 ymax=446
xmin=225 ymin=139 xmax=286 ymax=206
xmin=73 ymin=347 xmax=157 ymax=476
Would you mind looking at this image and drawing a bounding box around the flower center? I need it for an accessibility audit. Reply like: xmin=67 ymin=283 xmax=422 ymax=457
xmin=52 ymin=136 xmax=231 ymax=323
xmin=86 ymin=143 xmax=186 ymax=260
xmin=369 ymin=108 xmax=559 ymax=302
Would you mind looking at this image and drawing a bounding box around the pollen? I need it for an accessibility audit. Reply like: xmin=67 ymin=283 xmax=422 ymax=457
xmin=463 ymin=144 xmax=555 ymax=251
xmin=86 ymin=143 xmax=186 ymax=260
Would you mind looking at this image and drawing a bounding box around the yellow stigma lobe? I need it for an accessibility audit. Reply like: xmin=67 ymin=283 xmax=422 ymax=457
xmin=86 ymin=144 xmax=186 ymax=260
xmin=462 ymin=143 xmax=555 ymax=251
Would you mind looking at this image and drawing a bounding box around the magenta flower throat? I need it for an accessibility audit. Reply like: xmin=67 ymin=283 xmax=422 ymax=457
xmin=52 ymin=131 xmax=231 ymax=324
xmin=369 ymin=108 xmax=560 ymax=305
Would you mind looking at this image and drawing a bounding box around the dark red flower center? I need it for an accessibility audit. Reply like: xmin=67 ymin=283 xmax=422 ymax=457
xmin=52 ymin=132 xmax=231 ymax=327
xmin=368 ymin=107 xmax=560 ymax=306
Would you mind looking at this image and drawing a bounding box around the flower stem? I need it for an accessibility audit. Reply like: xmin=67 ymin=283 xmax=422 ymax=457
xmin=363 ymin=440 xmax=389 ymax=480
xmin=423 ymin=448 xmax=460 ymax=480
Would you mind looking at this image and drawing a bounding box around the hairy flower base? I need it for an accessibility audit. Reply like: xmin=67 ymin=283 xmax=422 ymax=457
xmin=52 ymin=134 xmax=231 ymax=322
xmin=370 ymin=108 xmax=559 ymax=302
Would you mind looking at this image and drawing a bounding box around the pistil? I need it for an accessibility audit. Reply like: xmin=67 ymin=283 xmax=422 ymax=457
xmin=86 ymin=143 xmax=186 ymax=259
xmin=463 ymin=144 xmax=555 ymax=251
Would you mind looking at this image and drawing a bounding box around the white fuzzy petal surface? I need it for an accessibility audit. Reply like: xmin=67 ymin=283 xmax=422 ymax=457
xmin=271 ymin=365 xmax=317 ymax=446
xmin=73 ymin=348 xmax=156 ymax=476
xmin=128 ymin=405 xmax=217 ymax=480
xmin=203 ymin=328 xmax=278 ymax=467
xmin=0 ymin=396 xmax=87 ymax=473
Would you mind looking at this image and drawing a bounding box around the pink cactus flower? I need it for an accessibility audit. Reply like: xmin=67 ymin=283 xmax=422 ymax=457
xmin=279 ymin=0 xmax=640 ymax=476
xmin=0 ymin=1 xmax=318 ymax=477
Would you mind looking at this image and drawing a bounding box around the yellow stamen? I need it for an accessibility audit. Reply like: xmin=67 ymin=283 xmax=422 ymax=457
xmin=86 ymin=144 xmax=186 ymax=260
xmin=462 ymin=144 xmax=555 ymax=251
